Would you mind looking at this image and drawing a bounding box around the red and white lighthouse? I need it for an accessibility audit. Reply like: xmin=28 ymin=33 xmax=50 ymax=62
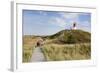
xmin=72 ymin=22 xmax=77 ymax=30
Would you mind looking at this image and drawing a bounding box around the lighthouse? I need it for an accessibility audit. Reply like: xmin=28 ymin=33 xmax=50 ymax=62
xmin=72 ymin=22 xmax=77 ymax=30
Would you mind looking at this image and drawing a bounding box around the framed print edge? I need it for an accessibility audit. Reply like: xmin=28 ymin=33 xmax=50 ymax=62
xmin=11 ymin=1 xmax=97 ymax=72
xmin=11 ymin=1 xmax=16 ymax=71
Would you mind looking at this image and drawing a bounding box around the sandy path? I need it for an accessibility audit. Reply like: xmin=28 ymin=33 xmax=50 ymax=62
xmin=30 ymin=47 xmax=46 ymax=62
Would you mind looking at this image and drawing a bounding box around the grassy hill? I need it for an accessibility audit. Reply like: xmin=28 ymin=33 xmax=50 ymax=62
xmin=42 ymin=30 xmax=91 ymax=44
xmin=23 ymin=30 xmax=91 ymax=62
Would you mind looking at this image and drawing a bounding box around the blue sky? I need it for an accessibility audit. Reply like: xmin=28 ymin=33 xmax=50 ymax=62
xmin=23 ymin=10 xmax=91 ymax=36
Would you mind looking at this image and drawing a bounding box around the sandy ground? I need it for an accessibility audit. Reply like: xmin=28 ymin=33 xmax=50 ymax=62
xmin=30 ymin=47 xmax=46 ymax=62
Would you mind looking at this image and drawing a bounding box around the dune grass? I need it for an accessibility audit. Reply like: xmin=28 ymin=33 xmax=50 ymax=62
xmin=23 ymin=30 xmax=91 ymax=62
xmin=23 ymin=45 xmax=35 ymax=62
xmin=42 ymin=43 xmax=91 ymax=61
xmin=22 ymin=36 xmax=36 ymax=62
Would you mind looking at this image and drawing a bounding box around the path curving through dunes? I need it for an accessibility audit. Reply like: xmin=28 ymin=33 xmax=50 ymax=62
xmin=30 ymin=47 xmax=46 ymax=62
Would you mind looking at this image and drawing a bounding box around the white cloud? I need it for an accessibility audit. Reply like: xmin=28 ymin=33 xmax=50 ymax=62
xmin=54 ymin=17 xmax=67 ymax=27
xmin=46 ymin=16 xmax=67 ymax=28
xmin=57 ymin=12 xmax=81 ymax=26
xmin=59 ymin=12 xmax=80 ymax=20
xmin=46 ymin=12 xmax=81 ymax=29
